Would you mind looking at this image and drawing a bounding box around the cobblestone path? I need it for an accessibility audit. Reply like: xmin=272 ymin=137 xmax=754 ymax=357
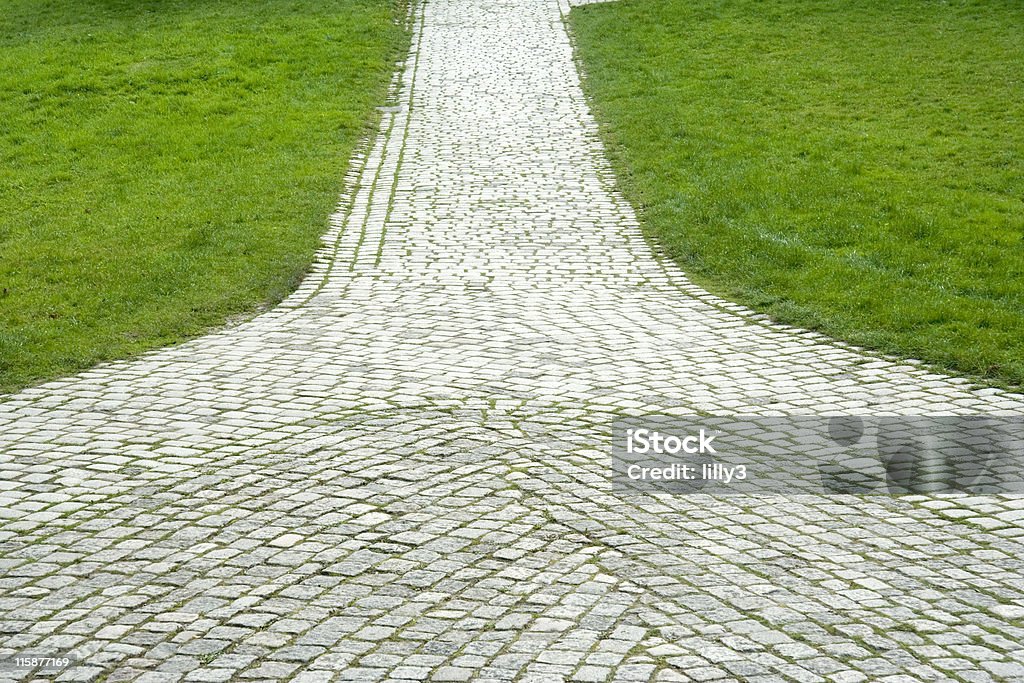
xmin=4 ymin=1 xmax=1024 ymax=681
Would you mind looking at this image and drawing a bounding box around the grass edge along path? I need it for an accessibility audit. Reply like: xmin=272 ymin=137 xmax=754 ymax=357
xmin=0 ymin=0 xmax=411 ymax=394
xmin=568 ymin=0 xmax=1024 ymax=390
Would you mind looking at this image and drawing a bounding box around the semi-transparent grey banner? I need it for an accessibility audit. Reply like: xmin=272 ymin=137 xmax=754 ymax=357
xmin=611 ymin=417 xmax=1024 ymax=495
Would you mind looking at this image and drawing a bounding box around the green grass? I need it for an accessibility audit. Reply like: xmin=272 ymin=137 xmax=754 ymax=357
xmin=569 ymin=0 xmax=1024 ymax=388
xmin=0 ymin=0 xmax=407 ymax=393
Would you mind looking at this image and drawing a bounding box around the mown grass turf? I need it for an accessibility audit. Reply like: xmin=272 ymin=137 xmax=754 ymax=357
xmin=0 ymin=0 xmax=407 ymax=393
xmin=570 ymin=0 xmax=1024 ymax=388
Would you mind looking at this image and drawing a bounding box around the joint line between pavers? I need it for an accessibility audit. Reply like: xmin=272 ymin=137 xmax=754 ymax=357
xmin=281 ymin=133 xmax=375 ymax=309
xmin=348 ymin=111 xmax=399 ymax=272
xmin=373 ymin=0 xmax=426 ymax=269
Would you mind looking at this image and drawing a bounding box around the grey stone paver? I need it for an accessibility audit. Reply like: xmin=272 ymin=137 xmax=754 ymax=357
xmin=3 ymin=0 xmax=1024 ymax=681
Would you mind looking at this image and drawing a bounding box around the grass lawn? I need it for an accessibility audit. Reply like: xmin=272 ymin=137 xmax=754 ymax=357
xmin=0 ymin=0 xmax=407 ymax=393
xmin=569 ymin=0 xmax=1024 ymax=388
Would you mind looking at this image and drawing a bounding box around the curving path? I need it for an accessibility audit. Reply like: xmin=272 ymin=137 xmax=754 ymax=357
xmin=3 ymin=1 xmax=1024 ymax=681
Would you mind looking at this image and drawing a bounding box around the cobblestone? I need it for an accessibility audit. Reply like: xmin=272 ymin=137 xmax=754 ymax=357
xmin=2 ymin=0 xmax=1024 ymax=681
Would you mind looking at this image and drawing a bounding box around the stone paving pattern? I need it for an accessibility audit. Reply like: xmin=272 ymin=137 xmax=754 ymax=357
xmin=3 ymin=0 xmax=1024 ymax=681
